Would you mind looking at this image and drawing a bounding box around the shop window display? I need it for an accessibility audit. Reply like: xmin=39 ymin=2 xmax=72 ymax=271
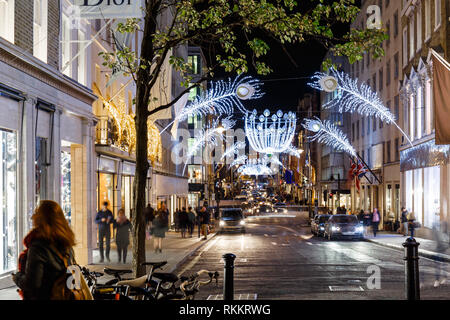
xmin=0 ymin=129 xmax=17 ymax=274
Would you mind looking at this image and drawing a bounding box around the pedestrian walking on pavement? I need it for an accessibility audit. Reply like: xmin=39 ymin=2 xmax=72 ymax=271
xmin=399 ymin=207 xmax=409 ymax=236
xmin=187 ymin=207 xmax=195 ymax=237
xmin=362 ymin=211 xmax=371 ymax=236
xmin=372 ymin=208 xmax=380 ymax=237
xmin=12 ymin=200 xmax=76 ymax=300
xmin=152 ymin=202 xmax=169 ymax=253
xmin=179 ymin=207 xmax=189 ymax=238
xmin=199 ymin=206 xmax=210 ymax=240
xmin=113 ymin=208 xmax=131 ymax=264
xmin=407 ymin=211 xmax=419 ymax=238
xmin=174 ymin=208 xmax=180 ymax=232
xmin=95 ymin=201 xmax=114 ymax=263
xmin=358 ymin=209 xmax=364 ymax=222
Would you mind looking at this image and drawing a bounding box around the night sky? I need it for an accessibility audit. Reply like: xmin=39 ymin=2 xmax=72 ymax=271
xmin=202 ymin=1 xmax=359 ymax=115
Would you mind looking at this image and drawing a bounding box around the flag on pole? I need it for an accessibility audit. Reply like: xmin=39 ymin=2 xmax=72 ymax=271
xmin=431 ymin=49 xmax=450 ymax=145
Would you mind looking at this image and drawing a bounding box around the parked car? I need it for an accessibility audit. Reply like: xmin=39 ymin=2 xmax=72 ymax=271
xmin=219 ymin=208 xmax=246 ymax=233
xmin=324 ymin=214 xmax=364 ymax=240
xmin=311 ymin=214 xmax=331 ymax=237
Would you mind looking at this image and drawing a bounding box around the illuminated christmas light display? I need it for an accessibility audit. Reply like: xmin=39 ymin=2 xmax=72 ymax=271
xmin=221 ymin=141 xmax=246 ymax=161
xmin=182 ymin=118 xmax=233 ymax=174
xmin=230 ymin=154 xmax=248 ymax=167
xmin=245 ymin=109 xmax=296 ymax=154
xmin=285 ymin=145 xmax=303 ymax=158
xmin=302 ymin=117 xmax=357 ymax=158
xmin=237 ymin=157 xmax=273 ymax=176
xmin=161 ymin=75 xmax=264 ymax=134
xmin=93 ymin=82 xmax=162 ymax=163
xmin=309 ymin=68 xmax=413 ymax=146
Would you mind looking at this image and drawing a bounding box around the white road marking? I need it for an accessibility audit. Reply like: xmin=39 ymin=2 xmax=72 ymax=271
xmin=271 ymin=242 xmax=277 ymax=246
xmin=306 ymin=242 xmax=313 ymax=246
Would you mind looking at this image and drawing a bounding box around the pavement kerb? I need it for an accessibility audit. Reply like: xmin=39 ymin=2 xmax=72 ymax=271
xmin=166 ymin=232 xmax=218 ymax=274
xmin=365 ymin=238 xmax=450 ymax=263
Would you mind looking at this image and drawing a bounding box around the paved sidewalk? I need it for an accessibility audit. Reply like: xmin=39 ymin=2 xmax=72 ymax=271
xmin=365 ymin=232 xmax=450 ymax=262
xmin=0 ymin=228 xmax=216 ymax=300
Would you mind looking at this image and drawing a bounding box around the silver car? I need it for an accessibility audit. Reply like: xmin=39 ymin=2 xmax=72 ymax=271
xmin=219 ymin=208 xmax=246 ymax=233
xmin=324 ymin=215 xmax=364 ymax=240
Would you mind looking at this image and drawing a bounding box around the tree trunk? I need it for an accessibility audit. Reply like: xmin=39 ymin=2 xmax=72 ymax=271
xmin=131 ymin=0 xmax=158 ymax=278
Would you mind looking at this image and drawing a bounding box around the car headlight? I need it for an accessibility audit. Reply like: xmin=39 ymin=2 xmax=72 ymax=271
xmin=320 ymin=227 xmax=325 ymax=231
xmin=240 ymin=220 xmax=246 ymax=226
xmin=257 ymin=209 xmax=259 ymax=212
xmin=331 ymin=226 xmax=340 ymax=232
xmin=266 ymin=209 xmax=269 ymax=212
xmin=219 ymin=221 xmax=225 ymax=227
xmin=356 ymin=226 xmax=364 ymax=233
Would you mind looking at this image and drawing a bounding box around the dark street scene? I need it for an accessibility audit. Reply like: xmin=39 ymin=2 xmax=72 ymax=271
xmin=0 ymin=0 xmax=450 ymax=313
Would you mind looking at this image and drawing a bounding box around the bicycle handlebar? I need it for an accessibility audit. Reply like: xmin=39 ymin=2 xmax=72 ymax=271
xmin=179 ymin=270 xmax=219 ymax=296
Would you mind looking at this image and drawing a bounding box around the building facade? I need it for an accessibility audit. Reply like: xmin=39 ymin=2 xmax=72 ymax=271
xmin=317 ymin=52 xmax=352 ymax=213
xmin=0 ymin=0 xmax=97 ymax=277
xmin=348 ymin=0 xmax=403 ymax=226
xmin=399 ymin=0 xmax=449 ymax=238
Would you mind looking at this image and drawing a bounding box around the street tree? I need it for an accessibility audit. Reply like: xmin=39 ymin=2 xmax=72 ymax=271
xmin=99 ymin=0 xmax=387 ymax=277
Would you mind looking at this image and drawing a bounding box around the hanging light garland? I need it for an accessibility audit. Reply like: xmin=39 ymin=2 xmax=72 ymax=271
xmin=93 ymin=82 xmax=162 ymax=163
xmin=160 ymin=75 xmax=264 ymax=134
xmin=309 ymin=67 xmax=413 ymax=146
xmin=302 ymin=117 xmax=357 ymax=158
xmin=245 ymin=109 xmax=296 ymax=154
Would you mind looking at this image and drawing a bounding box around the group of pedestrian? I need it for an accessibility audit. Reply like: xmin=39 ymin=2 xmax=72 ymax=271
xmin=357 ymin=208 xmax=380 ymax=237
xmin=175 ymin=207 xmax=196 ymax=238
xmin=95 ymin=201 xmax=132 ymax=264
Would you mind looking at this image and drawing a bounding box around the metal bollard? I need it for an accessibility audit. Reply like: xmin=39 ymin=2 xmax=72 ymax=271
xmin=402 ymin=237 xmax=420 ymax=300
xmin=223 ymin=253 xmax=236 ymax=301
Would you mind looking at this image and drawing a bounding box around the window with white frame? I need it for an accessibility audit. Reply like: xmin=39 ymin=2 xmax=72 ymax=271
xmin=33 ymin=0 xmax=48 ymax=63
xmin=77 ymin=30 xmax=87 ymax=86
xmin=434 ymin=0 xmax=441 ymax=29
xmin=416 ymin=5 xmax=422 ymax=51
xmin=402 ymin=27 xmax=408 ymax=67
xmin=409 ymin=16 xmax=414 ymax=60
xmin=61 ymin=13 xmax=72 ymax=77
xmin=409 ymin=94 xmax=415 ymax=140
xmin=413 ymin=168 xmax=423 ymax=224
xmin=405 ymin=170 xmax=413 ymax=214
xmin=0 ymin=0 xmax=14 ymax=43
xmin=423 ymin=166 xmax=440 ymax=228
xmin=416 ymin=86 xmax=424 ymax=139
xmin=425 ymin=0 xmax=431 ymax=39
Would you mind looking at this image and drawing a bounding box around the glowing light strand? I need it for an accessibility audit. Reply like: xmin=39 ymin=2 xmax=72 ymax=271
xmin=245 ymin=109 xmax=296 ymax=154
xmin=221 ymin=141 xmax=246 ymax=161
xmin=182 ymin=118 xmax=233 ymax=175
xmin=161 ymin=75 xmax=264 ymax=134
xmin=302 ymin=117 xmax=357 ymax=158
xmin=309 ymin=68 xmax=413 ymax=146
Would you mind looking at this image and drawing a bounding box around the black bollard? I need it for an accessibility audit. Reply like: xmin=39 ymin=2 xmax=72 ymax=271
xmin=402 ymin=237 xmax=420 ymax=300
xmin=223 ymin=253 xmax=236 ymax=301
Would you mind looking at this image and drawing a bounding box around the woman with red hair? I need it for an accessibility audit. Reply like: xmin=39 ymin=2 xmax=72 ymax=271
xmin=12 ymin=200 xmax=76 ymax=300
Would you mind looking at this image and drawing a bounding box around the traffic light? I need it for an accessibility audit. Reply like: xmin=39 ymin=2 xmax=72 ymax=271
xmin=323 ymin=190 xmax=328 ymax=202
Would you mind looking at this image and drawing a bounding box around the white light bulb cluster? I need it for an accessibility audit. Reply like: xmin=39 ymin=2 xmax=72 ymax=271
xmin=237 ymin=157 xmax=273 ymax=176
xmin=245 ymin=109 xmax=296 ymax=154
xmin=302 ymin=117 xmax=357 ymax=158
